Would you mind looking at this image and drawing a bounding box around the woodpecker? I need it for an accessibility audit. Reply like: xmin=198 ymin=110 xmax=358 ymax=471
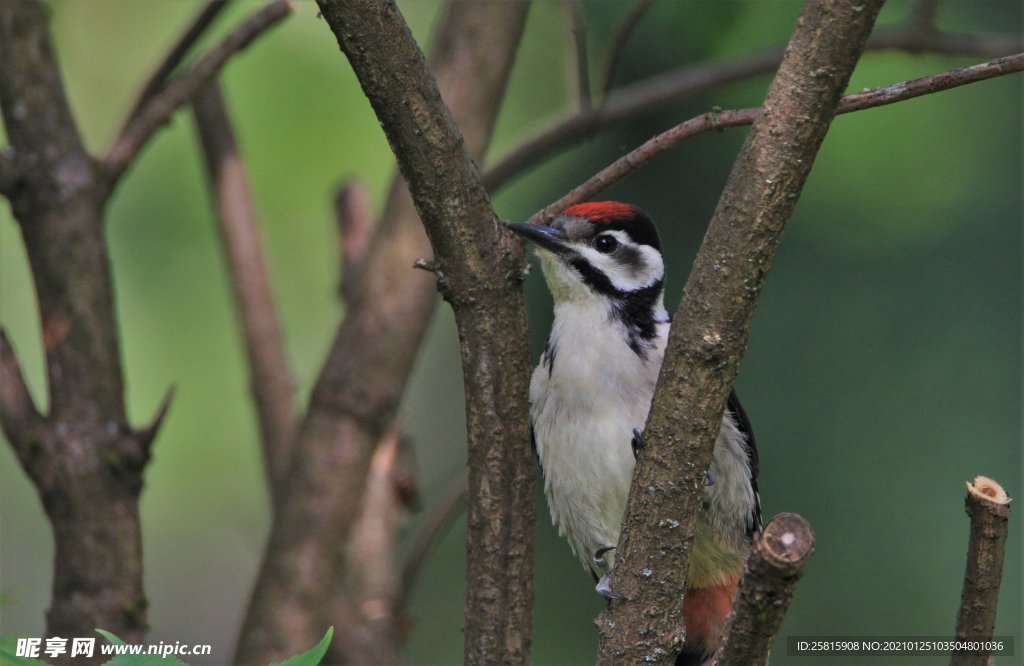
xmin=508 ymin=202 xmax=761 ymax=665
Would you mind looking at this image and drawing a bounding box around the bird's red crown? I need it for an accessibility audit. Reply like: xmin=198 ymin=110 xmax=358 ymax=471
xmin=564 ymin=201 xmax=638 ymax=223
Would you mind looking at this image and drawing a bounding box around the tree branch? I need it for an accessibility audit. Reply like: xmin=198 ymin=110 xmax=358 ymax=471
xmin=483 ymin=23 xmax=1022 ymax=192
xmin=595 ymin=2 xmax=884 ymax=663
xmin=191 ymin=81 xmax=296 ymax=510
xmin=873 ymin=0 xmax=1021 ymax=57
xmin=123 ymin=0 xmax=230 ymax=127
xmin=104 ymin=0 xmax=291 ymax=188
xmin=870 ymin=28 xmax=1021 ymax=58
xmin=600 ymin=0 xmax=656 ymax=98
xmin=234 ymin=2 xmax=531 ymax=663
xmin=1 ymin=0 xmax=123 ymax=477
xmin=567 ymin=0 xmax=592 ymax=113
xmin=334 ymin=178 xmax=374 ymax=300
xmin=483 ymin=43 xmax=785 ymax=192
xmin=134 ymin=385 xmax=175 ymax=453
xmin=397 ymin=472 xmax=467 ymax=614
xmin=951 ymin=476 xmax=1011 ymax=666
xmin=0 ymin=0 xmax=165 ymax=651
xmin=326 ymin=431 xmax=411 ymax=666
xmin=910 ymin=0 xmax=941 ymax=35
xmin=0 ymin=330 xmax=44 ymax=456
xmin=314 ymin=2 xmax=536 ymax=665
xmin=839 ymin=52 xmax=1023 ymax=111
xmin=530 ymin=52 xmax=1024 ymax=224
xmin=711 ymin=514 xmax=815 ymax=666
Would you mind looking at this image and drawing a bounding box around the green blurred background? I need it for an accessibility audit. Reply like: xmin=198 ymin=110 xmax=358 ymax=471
xmin=1 ymin=1 xmax=1020 ymax=665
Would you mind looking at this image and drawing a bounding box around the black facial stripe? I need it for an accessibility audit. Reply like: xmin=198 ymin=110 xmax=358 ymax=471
xmin=568 ymin=255 xmax=618 ymax=297
xmin=567 ymin=256 xmax=663 ymax=358
xmin=614 ymin=281 xmax=664 ymax=358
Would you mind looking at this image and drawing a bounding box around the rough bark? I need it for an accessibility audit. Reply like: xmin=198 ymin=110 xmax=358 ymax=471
xmin=314 ymin=1 xmax=536 ymax=664
xmin=711 ymin=513 xmax=815 ymax=666
xmin=951 ymin=476 xmax=1011 ymax=666
xmin=595 ymin=2 xmax=885 ymax=663
xmin=234 ymin=2 xmax=532 ymax=663
xmin=0 ymin=1 xmax=157 ymax=658
xmin=1 ymin=2 xmax=285 ymax=659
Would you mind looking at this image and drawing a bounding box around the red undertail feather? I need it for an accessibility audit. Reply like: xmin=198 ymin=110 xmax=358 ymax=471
xmin=682 ymin=574 xmax=741 ymax=656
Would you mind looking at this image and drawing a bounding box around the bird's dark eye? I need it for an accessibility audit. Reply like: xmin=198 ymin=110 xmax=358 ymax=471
xmin=594 ymin=234 xmax=619 ymax=254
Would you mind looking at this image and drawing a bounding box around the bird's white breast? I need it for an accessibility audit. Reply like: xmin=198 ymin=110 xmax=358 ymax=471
xmin=531 ymin=301 xmax=756 ymax=577
xmin=530 ymin=300 xmax=666 ymax=566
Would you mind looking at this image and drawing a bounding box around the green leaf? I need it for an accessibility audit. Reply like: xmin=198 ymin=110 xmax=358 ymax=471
xmin=95 ymin=630 xmax=188 ymax=666
xmin=95 ymin=630 xmax=126 ymax=647
xmin=271 ymin=627 xmax=333 ymax=666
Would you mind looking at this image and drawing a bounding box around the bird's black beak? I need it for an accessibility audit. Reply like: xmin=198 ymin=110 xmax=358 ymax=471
xmin=507 ymin=223 xmax=568 ymax=254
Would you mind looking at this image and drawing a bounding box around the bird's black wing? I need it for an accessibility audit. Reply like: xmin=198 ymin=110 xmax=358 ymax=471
xmin=727 ymin=389 xmax=762 ymax=534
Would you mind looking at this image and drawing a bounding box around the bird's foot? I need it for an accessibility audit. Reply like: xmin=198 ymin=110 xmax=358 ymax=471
xmin=593 ymin=547 xmax=624 ymax=599
xmin=706 ymin=469 xmax=716 ymax=486
xmin=596 ymin=575 xmax=624 ymax=600
xmin=631 ymin=428 xmax=646 ymax=459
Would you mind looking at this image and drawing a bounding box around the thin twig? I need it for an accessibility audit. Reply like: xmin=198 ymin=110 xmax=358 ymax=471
xmin=483 ymin=25 xmax=1022 ymax=192
xmin=868 ymin=28 xmax=1021 ymax=57
xmin=600 ymin=0 xmax=656 ymax=99
xmin=335 ymin=178 xmax=374 ymax=300
xmin=135 ymin=386 xmax=175 ymax=453
xmin=397 ymin=473 xmax=468 ymax=614
xmin=483 ymin=44 xmax=784 ymax=192
xmin=839 ymin=52 xmax=1023 ymax=110
xmin=191 ymin=81 xmax=296 ymax=509
xmin=711 ymin=513 xmax=815 ymax=666
xmin=528 ymin=107 xmax=753 ymax=225
xmin=567 ymin=0 xmax=592 ymax=113
xmin=105 ymin=0 xmax=291 ymax=187
xmin=123 ymin=0 xmax=230 ymax=126
xmin=530 ymin=52 xmax=1024 ymax=225
xmin=951 ymin=476 xmax=1011 ymax=666
xmin=0 ymin=329 xmax=44 ymax=453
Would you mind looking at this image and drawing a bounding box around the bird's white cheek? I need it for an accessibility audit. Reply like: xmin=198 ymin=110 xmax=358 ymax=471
xmin=578 ymin=245 xmax=664 ymax=293
xmin=538 ymin=252 xmax=589 ymax=301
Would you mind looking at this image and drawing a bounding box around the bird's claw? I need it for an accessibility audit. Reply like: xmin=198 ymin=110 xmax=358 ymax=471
xmin=631 ymin=427 xmax=646 ymax=459
xmin=593 ymin=546 xmax=622 ymax=598
xmin=596 ymin=575 xmax=624 ymax=600
xmin=593 ymin=545 xmax=615 ymax=572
